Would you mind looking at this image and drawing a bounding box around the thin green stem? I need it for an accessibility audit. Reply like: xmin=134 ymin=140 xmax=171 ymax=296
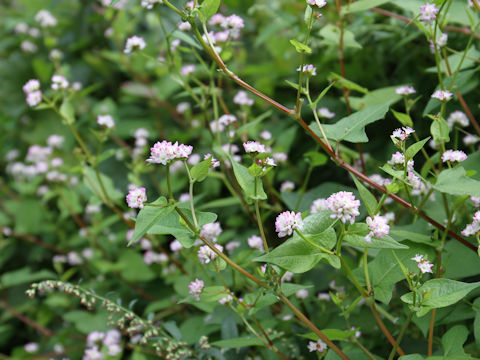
xmin=364 ymin=248 xmax=372 ymax=293
xmin=387 ymin=311 xmax=414 ymax=360
xmin=296 ymin=229 xmax=334 ymax=254
xmin=166 ymin=164 xmax=174 ymax=203
xmin=255 ymin=200 xmax=269 ymax=253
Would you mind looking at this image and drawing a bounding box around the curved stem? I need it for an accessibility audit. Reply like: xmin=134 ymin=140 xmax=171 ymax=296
xmin=387 ymin=311 xmax=414 ymax=360
xmin=255 ymin=200 xmax=269 ymax=253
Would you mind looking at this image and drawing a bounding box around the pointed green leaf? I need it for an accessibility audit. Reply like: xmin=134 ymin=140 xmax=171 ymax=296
xmin=352 ymin=176 xmax=378 ymax=216
xmin=289 ymin=39 xmax=312 ymax=54
xmin=130 ymin=197 xmax=174 ymax=245
xmin=199 ymin=0 xmax=220 ymax=21
xmin=434 ymin=166 xmax=480 ymax=197
xmin=406 ymin=137 xmax=430 ymax=159
xmin=317 ymin=102 xmax=390 ymax=143
xmin=190 ymin=157 xmax=211 ymax=182
xmin=327 ymin=72 xmax=368 ymax=94
xmin=229 ymin=158 xmax=267 ymax=200
xmin=391 ymin=109 xmax=413 ymax=127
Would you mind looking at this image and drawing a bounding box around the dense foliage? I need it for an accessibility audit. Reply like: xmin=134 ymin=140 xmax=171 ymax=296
xmin=1 ymin=0 xmax=480 ymax=359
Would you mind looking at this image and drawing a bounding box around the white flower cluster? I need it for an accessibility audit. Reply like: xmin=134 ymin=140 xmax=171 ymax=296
xmin=83 ymin=329 xmax=122 ymax=359
xmin=23 ymin=79 xmax=42 ymax=107
xmin=326 ymin=191 xmax=361 ymax=224
xmin=147 ymin=140 xmax=193 ymax=165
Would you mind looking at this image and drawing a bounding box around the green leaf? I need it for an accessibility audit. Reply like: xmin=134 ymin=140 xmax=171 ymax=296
xmin=342 ymin=0 xmax=389 ymax=14
xmin=254 ymin=212 xmax=338 ymax=273
xmin=430 ymin=118 xmax=450 ymax=143
xmin=317 ymin=102 xmax=390 ymax=143
xmin=129 ymin=197 xmax=174 ymax=245
xmin=299 ymin=328 xmax=356 ymax=341
xmin=60 ymin=99 xmax=75 ymax=124
xmin=284 ymin=80 xmax=307 ymax=95
xmin=351 ymin=176 xmax=378 ymax=216
xmin=289 ymin=39 xmax=312 ymax=54
xmin=406 ymin=137 xmax=430 ymax=159
xmin=199 ymin=0 xmax=220 ymax=21
xmin=311 ymin=81 xmax=336 ymax=107
xmin=83 ymin=167 xmax=123 ymax=202
xmin=434 ymin=166 xmax=480 ymax=198
xmin=149 ymin=208 xmax=217 ymax=247
xmin=190 ymin=157 xmax=211 ymax=182
xmin=344 ymin=224 xmax=408 ymax=249
xmin=442 ymin=325 xmax=470 ymax=357
xmin=304 ymin=151 xmax=328 ymax=167
xmin=327 ymin=73 xmax=368 ymax=94
xmin=0 ymin=268 xmax=56 ymax=289
xmin=211 ymin=337 xmax=265 ymax=348
xmin=117 ymin=251 xmax=156 ymax=282
xmin=229 ymin=158 xmax=267 ymax=200
xmin=391 ymin=109 xmax=413 ymax=128
xmin=401 ymin=279 xmax=480 ymax=316
xmin=349 ymin=86 xmax=402 ymax=111
xmin=244 ymin=284 xmax=312 ymax=314
xmin=319 ymin=24 xmax=362 ymax=50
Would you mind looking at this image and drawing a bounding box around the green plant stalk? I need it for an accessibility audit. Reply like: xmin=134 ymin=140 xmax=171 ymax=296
xmin=363 ymin=248 xmax=372 ymax=293
xmin=175 ymin=206 xmax=350 ymax=360
xmin=296 ymin=229 xmax=334 ymax=254
xmin=335 ymin=223 xmax=346 ymax=255
xmin=255 ymin=200 xmax=270 ymax=253
xmin=183 ymin=161 xmax=199 ymax=228
xmin=166 ymin=164 xmax=174 ymax=203
xmin=387 ymin=311 xmax=414 ymax=360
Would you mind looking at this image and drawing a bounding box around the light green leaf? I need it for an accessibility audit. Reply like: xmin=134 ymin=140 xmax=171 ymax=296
xmin=60 ymin=99 xmax=75 ymax=124
xmin=299 ymin=328 xmax=356 ymax=341
xmin=211 ymin=337 xmax=265 ymax=348
xmin=83 ymin=167 xmax=123 ymax=201
xmin=401 ymin=279 xmax=480 ymax=316
xmin=327 ymin=72 xmax=369 ymax=94
xmin=0 ymin=268 xmax=56 ymax=289
xmin=190 ymin=157 xmax=211 ymax=182
xmin=289 ymin=39 xmax=312 ymax=54
xmin=442 ymin=325 xmax=470 ymax=357
xmin=129 ymin=197 xmax=174 ymax=245
xmin=304 ymin=151 xmax=328 ymax=167
xmin=311 ymin=81 xmax=336 ymax=107
xmin=406 ymin=137 xmax=430 ymax=159
xmin=430 ymin=118 xmax=450 ymax=143
xmin=352 ymin=176 xmax=378 ymax=216
xmin=349 ymin=86 xmax=402 ymax=110
xmin=391 ymin=109 xmax=413 ymax=128
xmin=199 ymin=0 xmax=220 ymax=21
xmin=318 ymin=102 xmax=390 ymax=143
xmin=229 ymin=158 xmax=267 ymax=200
xmin=434 ymin=166 xmax=480 ymax=198
xmin=342 ymin=0 xmax=389 ymax=14
xmin=319 ymin=24 xmax=362 ymax=50
xmin=117 ymin=251 xmax=156 ymax=282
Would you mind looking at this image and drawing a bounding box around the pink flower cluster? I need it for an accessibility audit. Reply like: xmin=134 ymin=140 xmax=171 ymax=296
xmin=84 ymin=329 xmax=122 ymax=358
xmin=447 ymin=111 xmax=469 ymax=128
xmin=462 ymin=211 xmax=480 ymax=237
xmin=431 ymin=90 xmax=452 ymax=102
xmin=23 ymin=79 xmax=42 ymax=107
xmin=441 ymin=150 xmax=468 ymax=163
xmin=247 ymin=235 xmax=264 ymax=250
xmin=197 ymin=244 xmax=224 ymax=264
xmin=147 ymin=140 xmax=193 ymax=165
xmin=233 ymin=90 xmax=254 ymax=106
xmin=392 ymin=127 xmax=415 ymax=142
xmin=275 ymin=211 xmax=304 ymax=238
xmin=420 ymin=2 xmax=438 ymax=22
xmin=126 ymin=187 xmax=147 ymax=209
xmin=308 ymin=338 xmax=327 ymax=353
xmin=297 ymin=64 xmax=317 ymax=76
xmin=243 ymin=141 xmax=266 ymax=153
xmin=200 ymin=222 xmax=222 ymax=242
xmin=310 ymin=198 xmax=328 ymax=214
xmin=395 ymin=86 xmax=416 ymax=96
xmin=411 ymin=254 xmax=434 ymax=274
xmin=326 ymin=191 xmax=361 ymax=224
xmin=388 ymin=152 xmax=414 ymax=170
xmin=188 ymin=278 xmax=205 ymax=301
xmin=365 ymin=214 xmax=390 ymax=242
xmin=306 ymin=0 xmax=327 ymax=8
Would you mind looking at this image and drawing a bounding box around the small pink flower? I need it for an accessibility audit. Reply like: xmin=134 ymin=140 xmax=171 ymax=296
xmin=188 ymin=278 xmax=204 ymax=301
xmin=198 ymin=244 xmax=223 ymax=264
xmin=310 ymin=198 xmax=328 ymax=214
xmin=441 ymin=150 xmax=468 ymax=163
xmin=181 ymin=64 xmax=195 ymax=76
xmin=365 ymin=214 xmax=390 ymax=242
xmin=431 ymin=90 xmax=453 ymax=102
xmin=420 ymin=2 xmax=438 ymax=22
xmin=307 ymin=339 xmax=327 ymax=352
xmin=395 ymin=86 xmax=416 ymax=96
xmin=200 ymin=222 xmax=222 ymax=242
xmin=296 ymin=64 xmax=317 ymax=76
xmin=243 ymin=141 xmax=266 ymax=153
xmin=296 ymin=289 xmax=309 ymax=299
xmin=418 ymin=260 xmax=434 ymax=273
xmin=306 ymin=0 xmax=327 ymax=8
xmin=326 ymin=191 xmax=360 ymax=224
xmin=275 ymin=211 xmax=304 ymax=238
xmin=392 ymin=127 xmax=415 ymax=141
xmin=233 ymin=90 xmax=254 ymax=106
xmin=126 ymin=187 xmax=147 ymax=209
xmin=124 ymin=35 xmax=146 ymax=54
xmin=247 ymin=235 xmax=264 ymax=250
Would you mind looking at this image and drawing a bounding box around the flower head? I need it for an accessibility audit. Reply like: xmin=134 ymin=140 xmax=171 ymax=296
xmin=35 ymin=10 xmax=57 ymax=27
xmin=247 ymin=235 xmax=264 ymax=250
xmin=275 ymin=211 xmax=304 ymax=238
xmin=233 ymin=90 xmax=254 ymax=106
xmin=395 ymin=86 xmax=416 ymax=96
xmin=318 ymin=107 xmax=335 ymax=119
xmin=296 ymin=64 xmax=317 ymax=76
xmin=198 ymin=244 xmax=223 ymax=264
xmin=147 ymin=140 xmax=193 ymax=165
xmin=141 ymin=0 xmax=163 ymax=9
xmin=181 ymin=64 xmax=195 ymax=76
xmin=306 ymin=0 xmax=327 ymax=8
xmin=326 ymin=191 xmax=361 ymax=224
xmin=97 ymin=114 xmax=115 ymax=128
xmin=243 ymin=141 xmax=266 ymax=154
xmin=310 ymin=198 xmax=328 ymax=214
xmin=447 ymin=111 xmax=469 ymax=128
xmin=418 ymin=260 xmax=434 ymax=273
xmin=392 ymin=127 xmax=415 ymax=142
xmin=124 ymin=36 xmax=146 ymax=54
xmin=218 ymin=294 xmax=234 ymax=305
xmin=26 ymin=91 xmax=42 ymax=107
xmin=441 ymin=150 xmax=468 ymax=163
xmin=23 ymin=79 xmax=40 ymax=94
xmin=200 ymin=222 xmax=222 ymax=242
xmin=126 ymin=187 xmax=147 ymax=209
xmin=463 ymin=135 xmax=479 ymax=146
xmin=388 ymin=152 xmax=414 ymax=171
xmin=431 ymin=90 xmax=453 ymax=102
xmin=308 ymin=339 xmax=327 ymax=353
xmin=462 ymin=211 xmax=480 ymax=237
xmin=51 ymin=75 xmax=69 ymax=90
xmin=365 ymin=214 xmax=390 ymax=242
xmin=280 ymin=181 xmax=295 ymax=193
xmin=420 ymin=2 xmax=438 ymax=22
xmin=188 ymin=278 xmax=204 ymax=301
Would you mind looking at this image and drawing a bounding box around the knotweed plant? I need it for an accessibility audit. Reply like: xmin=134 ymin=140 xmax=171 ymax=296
xmin=1 ymin=0 xmax=480 ymax=359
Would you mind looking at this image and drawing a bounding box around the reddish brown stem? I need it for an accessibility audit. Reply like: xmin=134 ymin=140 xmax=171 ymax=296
xmin=0 ymin=299 xmax=54 ymax=337
xmin=371 ymin=7 xmax=480 ymax=40
xmin=370 ymin=304 xmax=405 ymax=356
xmin=456 ymin=91 xmax=480 ymax=136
